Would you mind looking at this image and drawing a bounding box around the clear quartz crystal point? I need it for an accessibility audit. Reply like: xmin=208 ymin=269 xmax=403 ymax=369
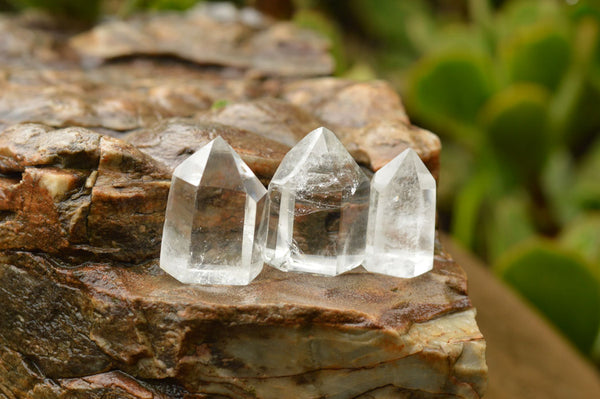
xmin=263 ymin=127 xmax=370 ymax=276
xmin=160 ymin=136 xmax=267 ymax=285
xmin=364 ymin=148 xmax=436 ymax=278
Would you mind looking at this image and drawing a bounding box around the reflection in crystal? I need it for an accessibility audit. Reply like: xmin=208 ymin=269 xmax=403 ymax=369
xmin=262 ymin=127 xmax=370 ymax=275
xmin=365 ymin=148 xmax=436 ymax=278
xmin=160 ymin=136 xmax=267 ymax=285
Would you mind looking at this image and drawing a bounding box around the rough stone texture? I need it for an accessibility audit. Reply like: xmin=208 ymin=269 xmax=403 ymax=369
xmin=0 ymin=248 xmax=485 ymax=398
xmin=0 ymin=4 xmax=484 ymax=398
xmin=0 ymin=122 xmax=486 ymax=398
xmin=201 ymin=98 xmax=322 ymax=147
xmin=0 ymin=13 xmax=70 ymax=68
xmin=0 ymin=123 xmax=171 ymax=263
xmin=70 ymin=3 xmax=334 ymax=77
xmin=282 ymin=78 xmax=441 ymax=177
xmin=0 ymin=63 xmax=254 ymax=132
xmin=124 ymin=118 xmax=290 ymax=185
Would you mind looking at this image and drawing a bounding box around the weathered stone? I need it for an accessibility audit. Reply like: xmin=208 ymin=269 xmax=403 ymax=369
xmin=201 ymin=97 xmax=321 ymax=147
xmin=0 ymin=14 xmax=70 ymax=68
xmin=124 ymin=118 xmax=290 ymax=185
xmin=0 ymin=123 xmax=171 ymax=263
xmin=70 ymin=3 xmax=333 ymax=77
xmin=0 ymin=65 xmax=217 ymax=132
xmin=282 ymin=78 xmax=410 ymax=130
xmin=281 ymin=78 xmax=441 ymax=176
xmin=0 ymin=4 xmax=484 ymax=398
xmin=346 ymin=120 xmax=442 ymax=180
xmin=0 ymin=246 xmax=485 ymax=398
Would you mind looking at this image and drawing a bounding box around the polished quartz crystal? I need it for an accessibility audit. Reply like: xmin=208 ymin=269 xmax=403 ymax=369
xmin=160 ymin=137 xmax=267 ymax=285
xmin=364 ymin=148 xmax=436 ymax=278
xmin=263 ymin=127 xmax=370 ymax=275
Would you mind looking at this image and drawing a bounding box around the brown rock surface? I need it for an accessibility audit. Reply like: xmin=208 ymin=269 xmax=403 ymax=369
xmin=201 ymin=98 xmax=322 ymax=147
xmin=124 ymin=118 xmax=290 ymax=184
xmin=282 ymin=78 xmax=441 ymax=174
xmin=70 ymin=3 xmax=333 ymax=77
xmin=0 ymin=5 xmax=484 ymax=398
xmin=0 ymin=121 xmax=485 ymax=398
xmin=0 ymin=63 xmax=252 ymax=132
xmin=0 ymin=123 xmax=171 ymax=263
xmin=0 ymin=247 xmax=485 ymax=398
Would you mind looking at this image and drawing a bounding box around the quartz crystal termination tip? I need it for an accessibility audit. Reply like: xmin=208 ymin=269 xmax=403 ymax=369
xmin=365 ymin=148 xmax=436 ymax=278
xmin=263 ymin=126 xmax=370 ymax=276
xmin=160 ymin=136 xmax=267 ymax=285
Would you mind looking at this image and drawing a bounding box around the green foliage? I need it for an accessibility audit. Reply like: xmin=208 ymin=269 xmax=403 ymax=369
xmin=407 ymin=52 xmax=494 ymax=147
xmin=572 ymin=136 xmax=600 ymax=210
xmin=485 ymin=190 xmax=536 ymax=263
xmin=122 ymin=0 xmax=201 ymax=14
xmin=501 ymin=25 xmax=570 ymax=90
xmin=495 ymin=241 xmax=600 ymax=354
xmin=8 ymin=0 xmax=101 ymax=21
xmin=480 ymin=83 xmax=550 ymax=178
xmin=211 ymin=99 xmax=230 ymax=110
xmin=336 ymin=0 xmax=600 ymax=362
xmin=560 ymin=213 xmax=600 ymax=269
xmin=293 ymin=9 xmax=347 ymax=75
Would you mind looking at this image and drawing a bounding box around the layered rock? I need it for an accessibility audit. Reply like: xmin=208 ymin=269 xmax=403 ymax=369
xmin=0 ymin=4 xmax=484 ymax=398
xmin=0 ymin=247 xmax=485 ymax=398
xmin=70 ymin=3 xmax=334 ymax=77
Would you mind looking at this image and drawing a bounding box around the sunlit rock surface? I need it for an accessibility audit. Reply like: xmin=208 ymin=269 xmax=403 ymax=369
xmin=70 ymin=3 xmax=334 ymax=77
xmin=0 ymin=249 xmax=486 ymax=398
xmin=124 ymin=118 xmax=290 ymax=185
xmin=0 ymin=5 xmax=485 ymax=398
xmin=282 ymin=78 xmax=441 ymax=177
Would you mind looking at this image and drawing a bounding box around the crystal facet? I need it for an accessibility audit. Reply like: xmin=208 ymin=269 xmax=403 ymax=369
xmin=160 ymin=136 xmax=267 ymax=285
xmin=263 ymin=127 xmax=370 ymax=275
xmin=364 ymin=148 xmax=436 ymax=278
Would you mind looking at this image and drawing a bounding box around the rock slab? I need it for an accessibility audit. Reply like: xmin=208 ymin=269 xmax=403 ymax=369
xmin=0 ymin=5 xmax=484 ymax=398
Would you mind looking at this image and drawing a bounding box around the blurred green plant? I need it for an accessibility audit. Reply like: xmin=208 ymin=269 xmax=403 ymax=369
xmin=339 ymin=0 xmax=600 ymax=363
xmin=7 ymin=0 xmax=102 ymax=22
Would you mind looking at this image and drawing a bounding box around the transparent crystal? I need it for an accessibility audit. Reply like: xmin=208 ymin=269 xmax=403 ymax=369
xmin=262 ymin=127 xmax=370 ymax=275
xmin=160 ymin=136 xmax=267 ymax=285
xmin=364 ymin=148 xmax=436 ymax=278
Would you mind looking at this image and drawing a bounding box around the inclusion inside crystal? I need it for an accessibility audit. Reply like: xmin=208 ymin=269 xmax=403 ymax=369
xmin=160 ymin=136 xmax=267 ymax=285
xmin=365 ymin=148 xmax=436 ymax=278
xmin=263 ymin=127 xmax=370 ymax=276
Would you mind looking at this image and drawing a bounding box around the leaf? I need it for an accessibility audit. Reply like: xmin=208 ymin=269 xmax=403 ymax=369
xmin=8 ymin=0 xmax=102 ymax=21
xmin=406 ymin=51 xmax=494 ymax=147
xmin=495 ymin=240 xmax=600 ymax=354
xmin=348 ymin=0 xmax=429 ymax=49
xmin=479 ymin=83 xmax=551 ymax=179
xmin=540 ymin=148 xmax=579 ymax=225
xmin=572 ymin=134 xmax=600 ymax=211
xmin=426 ymin=23 xmax=490 ymax=55
xmin=500 ymin=24 xmax=571 ymax=91
xmin=496 ymin=0 xmax=562 ymax=38
xmin=437 ymin=142 xmax=474 ymax=216
xmin=560 ymin=213 xmax=600 ymax=270
xmin=293 ymin=9 xmax=348 ymax=75
xmin=485 ymin=191 xmax=536 ymax=263
xmin=451 ymin=168 xmax=493 ymax=251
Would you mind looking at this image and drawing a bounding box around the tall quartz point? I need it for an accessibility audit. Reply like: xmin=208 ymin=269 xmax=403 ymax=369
xmin=263 ymin=127 xmax=370 ymax=275
xmin=160 ymin=137 xmax=267 ymax=285
xmin=365 ymin=148 xmax=436 ymax=278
